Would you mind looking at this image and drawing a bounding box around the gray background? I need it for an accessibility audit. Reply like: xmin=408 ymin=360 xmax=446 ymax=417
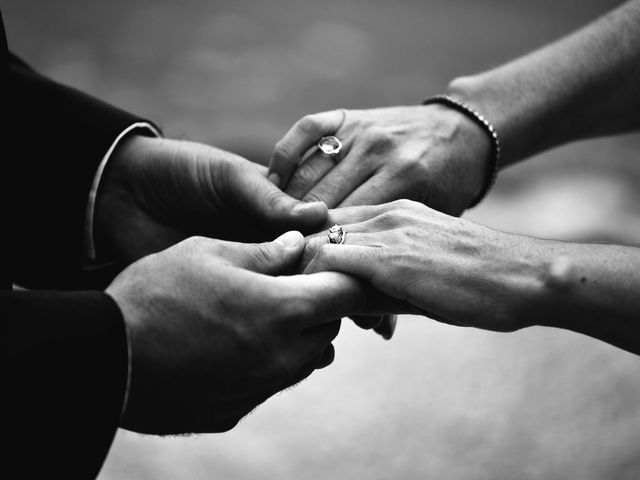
xmin=4 ymin=0 xmax=640 ymax=478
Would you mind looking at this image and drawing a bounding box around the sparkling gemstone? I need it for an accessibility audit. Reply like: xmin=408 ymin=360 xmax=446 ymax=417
xmin=318 ymin=136 xmax=342 ymax=155
xmin=328 ymin=225 xmax=344 ymax=244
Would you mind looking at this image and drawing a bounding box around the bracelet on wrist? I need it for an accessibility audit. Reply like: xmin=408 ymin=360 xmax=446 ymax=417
xmin=422 ymin=94 xmax=500 ymax=208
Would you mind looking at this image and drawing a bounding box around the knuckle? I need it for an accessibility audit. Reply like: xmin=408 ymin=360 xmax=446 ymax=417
xmin=180 ymin=235 xmax=210 ymax=252
xmin=302 ymin=236 xmax=322 ymax=266
xmin=395 ymin=153 xmax=423 ymax=174
xmin=390 ymin=198 xmax=416 ymax=210
xmin=273 ymin=140 xmax=292 ymax=161
xmin=297 ymin=115 xmax=319 ymax=135
xmin=302 ymin=190 xmax=326 ymax=203
xmin=364 ymin=127 xmax=394 ymax=153
xmin=263 ymin=187 xmax=287 ymax=213
xmin=251 ymin=244 xmax=277 ymax=266
xmin=293 ymin=161 xmax=322 ymax=186
xmin=374 ymin=210 xmax=402 ymax=228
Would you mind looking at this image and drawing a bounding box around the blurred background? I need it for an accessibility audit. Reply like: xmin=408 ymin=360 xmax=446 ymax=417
xmin=4 ymin=0 xmax=640 ymax=478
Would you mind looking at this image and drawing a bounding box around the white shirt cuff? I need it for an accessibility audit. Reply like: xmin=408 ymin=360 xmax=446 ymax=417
xmin=84 ymin=122 xmax=161 ymax=262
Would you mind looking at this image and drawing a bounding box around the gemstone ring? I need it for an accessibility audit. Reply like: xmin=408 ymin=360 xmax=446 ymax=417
xmin=317 ymin=136 xmax=343 ymax=160
xmin=327 ymin=224 xmax=346 ymax=244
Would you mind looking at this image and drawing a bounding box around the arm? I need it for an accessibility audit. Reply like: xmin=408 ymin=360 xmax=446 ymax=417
xmin=8 ymin=56 xmax=328 ymax=289
xmin=448 ymin=0 xmax=640 ymax=167
xmin=303 ymin=201 xmax=640 ymax=355
xmin=4 ymin=232 xmax=368 ymax=478
xmin=269 ymin=0 xmax=640 ymax=213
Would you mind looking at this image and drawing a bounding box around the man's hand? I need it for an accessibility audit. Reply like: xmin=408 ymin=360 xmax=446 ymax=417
xmin=95 ymin=135 xmax=328 ymax=265
xmin=268 ymin=105 xmax=490 ymax=215
xmin=106 ymin=231 xmax=365 ymax=435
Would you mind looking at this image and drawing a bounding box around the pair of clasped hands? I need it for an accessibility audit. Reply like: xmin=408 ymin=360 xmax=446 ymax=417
xmin=102 ymin=104 xmax=491 ymax=435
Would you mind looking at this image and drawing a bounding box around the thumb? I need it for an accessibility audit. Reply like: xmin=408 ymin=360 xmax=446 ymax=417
xmin=232 ymin=230 xmax=306 ymax=275
xmin=232 ymin=164 xmax=328 ymax=231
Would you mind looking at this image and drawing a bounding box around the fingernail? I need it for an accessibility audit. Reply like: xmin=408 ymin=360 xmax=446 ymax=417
xmin=293 ymin=201 xmax=327 ymax=214
xmin=274 ymin=230 xmax=303 ymax=248
xmin=267 ymin=172 xmax=281 ymax=188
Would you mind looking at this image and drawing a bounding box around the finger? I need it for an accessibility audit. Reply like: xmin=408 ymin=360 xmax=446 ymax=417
xmin=269 ymin=110 xmax=346 ymax=188
xmin=218 ymin=231 xmax=305 ymax=275
xmin=302 ymin=228 xmax=383 ymax=272
xmin=304 ymin=243 xmax=378 ymax=278
xmin=284 ymin=150 xmax=336 ymax=200
xmin=252 ymin=162 xmax=269 ymax=176
xmin=276 ymin=272 xmax=367 ymax=328
xmin=301 ymin=146 xmax=376 ymax=208
xmin=289 ymin=321 xmax=341 ymax=371
xmin=339 ymin=171 xmax=403 ymax=207
xmin=349 ymin=315 xmax=383 ymax=330
xmin=315 ymin=345 xmax=336 ymax=369
xmin=374 ymin=314 xmax=398 ymax=340
xmin=229 ymin=163 xmax=328 ymax=231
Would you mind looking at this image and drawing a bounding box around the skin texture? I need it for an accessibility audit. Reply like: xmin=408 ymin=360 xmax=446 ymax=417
xmin=96 ymin=135 xmax=328 ymax=266
xmin=107 ymin=232 xmax=367 ymax=435
xmin=292 ymin=1 xmax=640 ymax=353
xmin=268 ymin=105 xmax=489 ymax=215
xmin=270 ymin=2 xmax=640 ymax=214
xmin=303 ymin=201 xmax=640 ymax=355
xmin=94 ymin=135 xmax=376 ymax=434
xmin=448 ymin=0 xmax=640 ymax=168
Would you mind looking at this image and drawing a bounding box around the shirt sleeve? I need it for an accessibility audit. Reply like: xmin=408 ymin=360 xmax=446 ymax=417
xmin=84 ymin=122 xmax=162 ymax=263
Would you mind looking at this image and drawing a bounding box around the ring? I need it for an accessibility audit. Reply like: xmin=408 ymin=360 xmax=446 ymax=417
xmin=327 ymin=224 xmax=346 ymax=244
xmin=317 ymin=136 xmax=343 ymax=158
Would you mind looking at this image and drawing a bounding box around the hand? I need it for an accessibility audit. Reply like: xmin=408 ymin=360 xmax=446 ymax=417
xmin=268 ymin=105 xmax=490 ymax=215
xmin=106 ymin=231 xmax=365 ymax=434
xmin=303 ymin=200 xmax=536 ymax=332
xmin=96 ymin=135 xmax=328 ymax=265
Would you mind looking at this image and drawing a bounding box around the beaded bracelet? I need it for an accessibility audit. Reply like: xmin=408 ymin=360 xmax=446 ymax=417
xmin=422 ymin=94 xmax=501 ymax=208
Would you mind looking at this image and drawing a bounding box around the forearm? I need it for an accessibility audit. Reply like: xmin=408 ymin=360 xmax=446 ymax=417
xmin=501 ymin=237 xmax=640 ymax=354
xmin=447 ymin=0 xmax=640 ymax=167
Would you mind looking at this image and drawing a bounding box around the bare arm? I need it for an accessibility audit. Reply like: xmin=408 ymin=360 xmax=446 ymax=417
xmin=449 ymin=0 xmax=640 ymax=167
xmin=271 ymin=1 xmax=640 ymax=212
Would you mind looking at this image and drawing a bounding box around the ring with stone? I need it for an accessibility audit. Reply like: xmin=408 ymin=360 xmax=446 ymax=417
xmin=327 ymin=224 xmax=346 ymax=244
xmin=317 ymin=136 xmax=343 ymax=160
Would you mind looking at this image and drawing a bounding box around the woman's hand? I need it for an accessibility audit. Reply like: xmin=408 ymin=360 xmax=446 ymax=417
xmin=268 ymin=105 xmax=490 ymax=215
xmin=303 ymin=200 xmax=541 ymax=332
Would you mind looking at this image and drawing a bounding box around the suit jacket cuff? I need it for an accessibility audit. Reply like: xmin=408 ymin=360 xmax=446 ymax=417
xmin=3 ymin=290 xmax=128 ymax=478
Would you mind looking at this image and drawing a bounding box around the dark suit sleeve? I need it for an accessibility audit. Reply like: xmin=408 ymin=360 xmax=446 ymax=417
xmin=8 ymin=54 xmax=155 ymax=289
xmin=2 ymin=290 xmax=129 ymax=479
xmin=3 ymin=20 xmax=143 ymax=478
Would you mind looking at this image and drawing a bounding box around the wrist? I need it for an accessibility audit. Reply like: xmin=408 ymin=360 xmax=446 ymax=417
xmin=481 ymin=233 xmax=552 ymax=331
xmin=422 ymin=94 xmax=499 ymax=208
xmin=447 ymin=71 xmax=553 ymax=166
xmin=423 ymin=103 xmax=490 ymax=209
xmin=497 ymin=236 xmax=585 ymax=331
xmin=94 ymin=134 xmax=153 ymax=257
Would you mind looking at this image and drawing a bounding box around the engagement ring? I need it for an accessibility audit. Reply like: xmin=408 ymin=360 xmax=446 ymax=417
xmin=317 ymin=136 xmax=343 ymax=158
xmin=327 ymin=224 xmax=346 ymax=244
